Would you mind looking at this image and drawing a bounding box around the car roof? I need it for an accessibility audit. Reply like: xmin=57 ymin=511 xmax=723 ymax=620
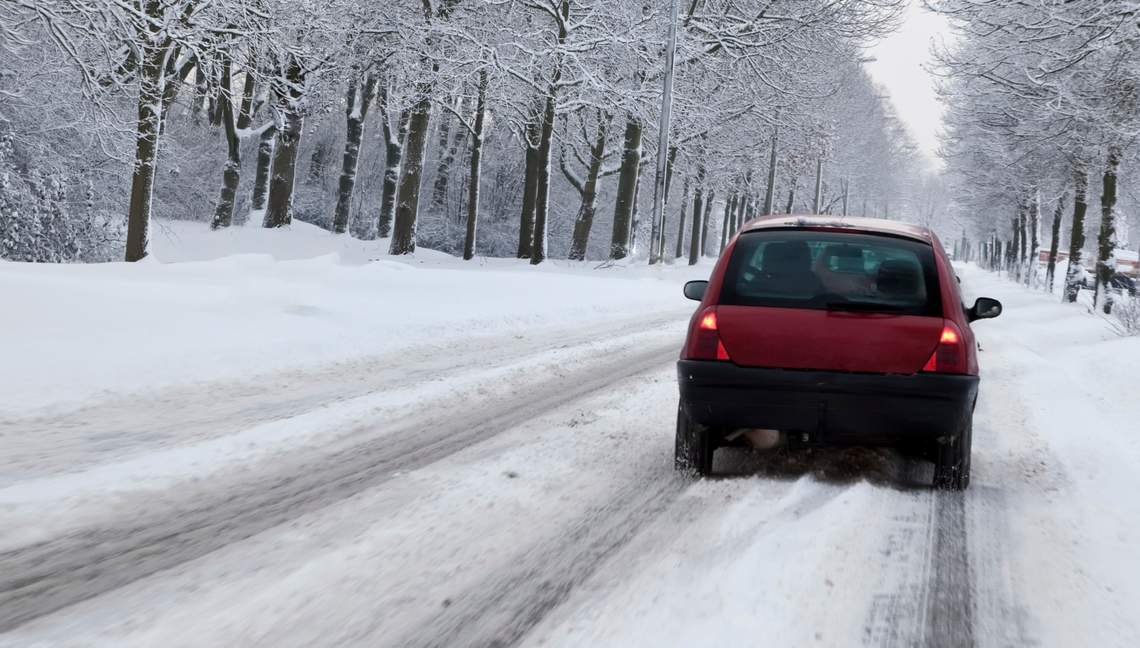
xmin=739 ymin=215 xmax=933 ymax=244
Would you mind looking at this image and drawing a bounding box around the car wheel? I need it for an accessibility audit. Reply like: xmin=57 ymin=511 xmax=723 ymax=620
xmin=933 ymin=416 xmax=972 ymax=490
xmin=675 ymin=402 xmax=714 ymax=476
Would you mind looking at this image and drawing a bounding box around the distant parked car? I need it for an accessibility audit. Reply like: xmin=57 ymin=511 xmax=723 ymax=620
xmin=1111 ymin=274 xmax=1137 ymax=296
xmin=677 ymin=216 xmax=1002 ymax=490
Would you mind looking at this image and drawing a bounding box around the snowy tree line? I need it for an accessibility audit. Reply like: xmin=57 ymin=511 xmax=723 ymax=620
xmin=932 ymin=0 xmax=1140 ymax=315
xmin=2 ymin=0 xmax=934 ymax=264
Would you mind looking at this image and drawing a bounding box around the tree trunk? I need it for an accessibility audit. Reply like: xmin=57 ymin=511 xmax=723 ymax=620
xmin=785 ymin=187 xmax=795 ymax=214
xmin=158 ymin=48 xmax=193 ymax=139
xmin=192 ymin=67 xmax=207 ymax=125
xmin=517 ymin=120 xmax=541 ymax=259
xmin=1010 ymin=212 xmax=1021 ymax=281
xmin=307 ymin=139 xmax=331 ymax=185
xmin=125 ymin=42 xmax=165 ymax=262
xmin=530 ymin=0 xmax=570 ymax=265
xmin=463 ymin=70 xmax=488 ymax=261
xmin=720 ymin=193 xmax=735 ymax=253
xmin=1064 ymin=164 xmax=1088 ymax=302
xmin=211 ymin=60 xmax=255 ymax=230
xmin=1026 ymin=192 xmax=1038 ymax=287
xmin=433 ymin=109 xmax=468 ymax=217
xmin=430 ymin=104 xmax=453 ymax=209
xmin=629 ymin=170 xmax=643 ymax=255
xmin=377 ymin=86 xmax=408 ymax=239
xmin=211 ymin=55 xmax=238 ymax=231
xmin=332 ymin=74 xmax=377 ymax=235
xmin=252 ymin=126 xmax=276 ymax=213
xmin=700 ymin=188 xmax=714 ymax=256
xmin=263 ymin=57 xmax=306 ymax=229
xmin=263 ymin=106 xmax=303 ymax=228
xmin=688 ymin=180 xmax=704 ymax=265
xmin=531 ymin=92 xmax=557 ymax=265
xmin=675 ymin=180 xmax=688 ymax=261
xmin=1019 ymin=203 xmax=1028 ymax=280
xmin=610 ymin=117 xmax=642 ymax=260
xmin=389 ymin=94 xmax=431 ymax=254
xmin=1094 ymin=146 xmax=1120 ymax=313
xmin=736 ymin=191 xmax=747 ymax=233
xmin=660 ymin=145 xmax=677 ymax=262
xmin=1046 ymin=194 xmax=1065 ymax=293
xmin=568 ymin=113 xmax=609 ymax=261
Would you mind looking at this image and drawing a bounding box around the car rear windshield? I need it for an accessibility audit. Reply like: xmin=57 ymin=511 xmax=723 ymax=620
xmin=719 ymin=229 xmax=943 ymax=317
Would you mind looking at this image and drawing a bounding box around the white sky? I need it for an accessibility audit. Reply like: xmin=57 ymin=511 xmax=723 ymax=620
xmin=863 ymin=1 xmax=953 ymax=168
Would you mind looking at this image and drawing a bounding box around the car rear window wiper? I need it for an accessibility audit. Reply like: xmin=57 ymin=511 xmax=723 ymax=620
xmin=825 ymin=301 xmax=906 ymax=312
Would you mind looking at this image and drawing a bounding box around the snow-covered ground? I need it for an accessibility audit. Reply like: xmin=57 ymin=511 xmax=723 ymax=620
xmin=2 ymin=226 xmax=1139 ymax=646
xmin=0 ymin=220 xmax=699 ymax=417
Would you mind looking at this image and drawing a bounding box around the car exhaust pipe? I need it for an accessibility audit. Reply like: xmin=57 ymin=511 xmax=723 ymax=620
xmin=725 ymin=428 xmax=785 ymax=450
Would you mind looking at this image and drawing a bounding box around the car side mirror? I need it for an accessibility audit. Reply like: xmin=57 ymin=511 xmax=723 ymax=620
xmin=968 ymin=297 xmax=1002 ymax=322
xmin=683 ymin=280 xmax=708 ymax=301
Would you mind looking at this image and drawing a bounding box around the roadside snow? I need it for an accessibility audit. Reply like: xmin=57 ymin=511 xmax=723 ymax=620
xmin=0 ymin=220 xmax=705 ymax=418
xmin=956 ymin=263 xmax=1140 ymax=646
xmin=0 ymin=320 xmax=685 ymax=552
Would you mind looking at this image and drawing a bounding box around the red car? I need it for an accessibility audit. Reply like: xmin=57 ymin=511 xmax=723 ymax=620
xmin=677 ymin=216 xmax=1001 ymax=490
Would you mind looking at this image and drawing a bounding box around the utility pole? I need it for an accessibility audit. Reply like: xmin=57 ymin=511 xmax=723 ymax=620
xmin=648 ymin=0 xmax=680 ymax=265
xmin=842 ymin=176 xmax=849 ymax=216
xmin=812 ymin=157 xmax=823 ymax=214
xmin=762 ymin=118 xmax=778 ymax=216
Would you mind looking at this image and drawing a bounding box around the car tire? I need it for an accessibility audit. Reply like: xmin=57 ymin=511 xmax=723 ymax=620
xmin=675 ymin=402 xmax=714 ymax=476
xmin=933 ymin=416 xmax=972 ymax=490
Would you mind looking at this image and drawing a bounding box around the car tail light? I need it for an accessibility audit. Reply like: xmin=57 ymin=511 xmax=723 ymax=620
xmin=688 ymin=307 xmax=730 ymax=361
xmin=921 ymin=322 xmax=966 ymax=373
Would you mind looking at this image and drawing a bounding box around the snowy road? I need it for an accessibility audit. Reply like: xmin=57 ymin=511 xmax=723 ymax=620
xmin=2 ymin=262 xmax=1138 ymax=646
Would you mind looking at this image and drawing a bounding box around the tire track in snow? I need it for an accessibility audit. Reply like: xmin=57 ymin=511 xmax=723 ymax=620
xmin=967 ymin=486 xmax=1037 ymax=648
xmin=863 ymin=490 xmax=936 ymax=647
xmin=0 ymin=344 xmax=680 ymax=633
xmin=400 ymin=450 xmax=895 ymax=648
xmin=0 ymin=310 xmax=689 ymax=485
xmin=390 ymin=467 xmax=688 ymax=648
xmin=927 ymin=492 xmax=974 ymax=648
xmin=862 ymin=489 xmax=974 ymax=648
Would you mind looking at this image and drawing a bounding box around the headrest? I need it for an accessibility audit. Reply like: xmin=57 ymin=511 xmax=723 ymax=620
xmin=876 ymin=259 xmax=922 ymax=296
xmin=821 ymin=245 xmax=864 ymax=272
xmin=761 ymin=241 xmax=812 ymax=274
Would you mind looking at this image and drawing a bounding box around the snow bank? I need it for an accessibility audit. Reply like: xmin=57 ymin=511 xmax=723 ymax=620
xmin=0 ymin=220 xmax=708 ymax=417
xmin=955 ymin=262 xmax=1140 ymax=645
xmin=147 ymin=219 xmax=449 ymax=265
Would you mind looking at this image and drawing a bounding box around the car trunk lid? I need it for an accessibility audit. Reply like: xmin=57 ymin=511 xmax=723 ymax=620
xmin=716 ymin=305 xmax=943 ymax=374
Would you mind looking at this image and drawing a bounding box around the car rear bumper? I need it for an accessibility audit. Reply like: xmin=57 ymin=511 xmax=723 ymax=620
xmin=677 ymin=360 xmax=978 ymax=444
